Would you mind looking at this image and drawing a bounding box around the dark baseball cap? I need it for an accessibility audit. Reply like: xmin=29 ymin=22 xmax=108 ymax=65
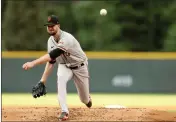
xmin=44 ymin=15 xmax=59 ymax=26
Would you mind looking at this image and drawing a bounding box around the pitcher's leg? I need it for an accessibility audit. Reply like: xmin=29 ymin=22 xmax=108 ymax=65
xmin=57 ymin=64 xmax=73 ymax=114
xmin=73 ymin=75 xmax=90 ymax=105
xmin=73 ymin=63 xmax=92 ymax=106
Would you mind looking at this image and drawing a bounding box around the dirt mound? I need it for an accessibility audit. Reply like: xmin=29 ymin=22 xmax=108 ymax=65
xmin=2 ymin=106 xmax=176 ymax=121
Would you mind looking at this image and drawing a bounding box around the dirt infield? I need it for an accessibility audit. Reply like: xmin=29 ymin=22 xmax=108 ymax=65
xmin=2 ymin=106 xmax=176 ymax=121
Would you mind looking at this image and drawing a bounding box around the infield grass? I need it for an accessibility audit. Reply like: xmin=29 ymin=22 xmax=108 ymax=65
xmin=2 ymin=93 xmax=176 ymax=110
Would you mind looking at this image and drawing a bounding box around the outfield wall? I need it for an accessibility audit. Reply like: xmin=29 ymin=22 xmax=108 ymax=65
xmin=2 ymin=52 xmax=176 ymax=93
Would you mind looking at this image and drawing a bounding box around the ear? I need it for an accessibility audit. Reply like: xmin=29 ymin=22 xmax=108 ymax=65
xmin=58 ymin=24 xmax=60 ymax=28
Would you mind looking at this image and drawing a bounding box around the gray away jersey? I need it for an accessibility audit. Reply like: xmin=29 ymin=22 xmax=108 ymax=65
xmin=47 ymin=30 xmax=87 ymax=67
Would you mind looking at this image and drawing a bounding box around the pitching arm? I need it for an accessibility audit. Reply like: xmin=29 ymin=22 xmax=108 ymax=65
xmin=22 ymin=48 xmax=65 ymax=70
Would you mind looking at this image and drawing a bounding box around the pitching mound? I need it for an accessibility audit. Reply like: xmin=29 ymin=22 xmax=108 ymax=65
xmin=2 ymin=106 xmax=176 ymax=121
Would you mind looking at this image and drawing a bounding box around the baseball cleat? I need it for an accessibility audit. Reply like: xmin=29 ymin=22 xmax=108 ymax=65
xmin=86 ymin=100 xmax=92 ymax=108
xmin=58 ymin=112 xmax=69 ymax=121
xmin=86 ymin=96 xmax=92 ymax=108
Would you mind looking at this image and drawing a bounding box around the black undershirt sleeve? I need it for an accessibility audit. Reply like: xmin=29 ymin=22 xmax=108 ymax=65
xmin=49 ymin=59 xmax=56 ymax=64
xmin=49 ymin=48 xmax=65 ymax=64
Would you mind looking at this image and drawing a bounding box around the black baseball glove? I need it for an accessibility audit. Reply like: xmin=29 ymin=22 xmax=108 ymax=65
xmin=32 ymin=81 xmax=47 ymax=98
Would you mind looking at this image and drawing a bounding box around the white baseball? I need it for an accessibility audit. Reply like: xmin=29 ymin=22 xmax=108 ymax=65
xmin=100 ymin=9 xmax=107 ymax=16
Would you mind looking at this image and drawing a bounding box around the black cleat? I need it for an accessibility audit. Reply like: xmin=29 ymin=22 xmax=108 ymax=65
xmin=86 ymin=95 xmax=92 ymax=108
xmin=58 ymin=112 xmax=69 ymax=121
xmin=86 ymin=100 xmax=92 ymax=108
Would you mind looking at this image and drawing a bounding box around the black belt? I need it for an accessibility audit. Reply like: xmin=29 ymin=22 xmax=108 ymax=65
xmin=69 ymin=63 xmax=84 ymax=70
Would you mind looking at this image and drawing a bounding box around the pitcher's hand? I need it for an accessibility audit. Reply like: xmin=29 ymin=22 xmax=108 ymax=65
xmin=22 ymin=62 xmax=35 ymax=70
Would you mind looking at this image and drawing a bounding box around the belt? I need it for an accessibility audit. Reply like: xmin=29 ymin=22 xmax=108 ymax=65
xmin=69 ymin=63 xmax=84 ymax=70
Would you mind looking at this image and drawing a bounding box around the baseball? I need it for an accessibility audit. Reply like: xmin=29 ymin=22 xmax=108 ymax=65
xmin=100 ymin=9 xmax=107 ymax=16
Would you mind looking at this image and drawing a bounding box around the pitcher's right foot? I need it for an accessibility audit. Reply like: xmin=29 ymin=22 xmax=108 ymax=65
xmin=58 ymin=112 xmax=69 ymax=121
xmin=86 ymin=100 xmax=92 ymax=108
xmin=86 ymin=95 xmax=92 ymax=108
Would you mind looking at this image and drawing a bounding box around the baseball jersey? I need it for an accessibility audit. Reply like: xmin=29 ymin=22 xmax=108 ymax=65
xmin=47 ymin=30 xmax=87 ymax=67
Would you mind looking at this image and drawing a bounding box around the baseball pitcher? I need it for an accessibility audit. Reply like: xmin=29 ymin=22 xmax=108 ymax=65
xmin=22 ymin=15 xmax=92 ymax=121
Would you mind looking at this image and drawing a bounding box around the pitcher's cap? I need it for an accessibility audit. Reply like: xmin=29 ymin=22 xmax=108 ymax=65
xmin=44 ymin=15 xmax=59 ymax=26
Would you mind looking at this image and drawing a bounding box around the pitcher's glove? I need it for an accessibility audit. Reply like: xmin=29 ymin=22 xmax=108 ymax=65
xmin=32 ymin=81 xmax=47 ymax=98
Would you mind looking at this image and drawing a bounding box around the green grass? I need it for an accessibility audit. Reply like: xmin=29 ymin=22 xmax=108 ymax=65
xmin=2 ymin=93 xmax=176 ymax=108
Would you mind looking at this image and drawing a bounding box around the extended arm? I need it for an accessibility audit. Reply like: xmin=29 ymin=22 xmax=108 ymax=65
xmin=33 ymin=48 xmax=64 ymax=66
xmin=40 ymin=62 xmax=54 ymax=84
xmin=22 ymin=48 xmax=64 ymax=70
